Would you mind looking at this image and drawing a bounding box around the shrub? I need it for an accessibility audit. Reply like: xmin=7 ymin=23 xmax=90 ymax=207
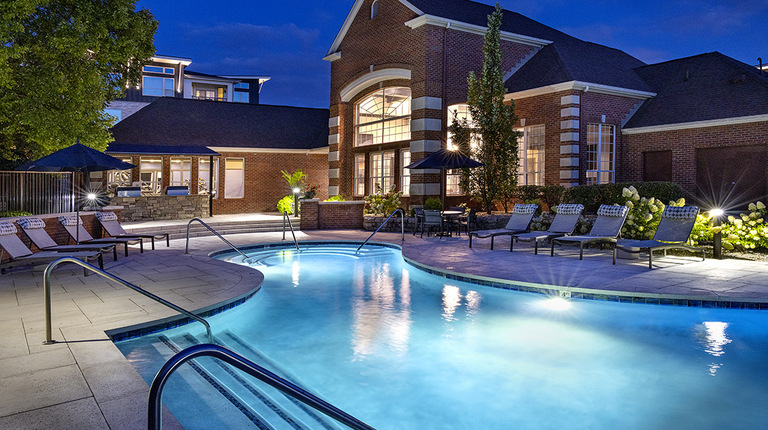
xmin=277 ymin=195 xmax=294 ymax=215
xmin=0 ymin=210 xmax=32 ymax=218
xmin=324 ymin=195 xmax=345 ymax=202
xmin=423 ymin=197 xmax=442 ymax=211
xmin=620 ymin=186 xmax=665 ymax=240
xmin=564 ymin=182 xmax=683 ymax=213
xmin=364 ymin=184 xmax=403 ymax=216
xmin=717 ymin=202 xmax=768 ymax=250
xmin=512 ymin=185 xmax=565 ymax=207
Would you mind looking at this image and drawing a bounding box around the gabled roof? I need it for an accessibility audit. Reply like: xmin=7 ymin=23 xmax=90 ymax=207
xmin=109 ymin=98 xmax=330 ymax=151
xmin=624 ymin=52 xmax=768 ymax=129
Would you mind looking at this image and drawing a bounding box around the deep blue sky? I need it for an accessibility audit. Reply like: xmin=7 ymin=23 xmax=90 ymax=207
xmin=137 ymin=0 xmax=768 ymax=109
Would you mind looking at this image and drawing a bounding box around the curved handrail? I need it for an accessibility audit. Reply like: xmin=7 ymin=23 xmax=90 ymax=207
xmin=148 ymin=344 xmax=375 ymax=430
xmin=185 ymin=218 xmax=249 ymax=260
xmin=283 ymin=212 xmax=300 ymax=251
xmin=356 ymin=209 xmax=404 ymax=253
xmin=43 ymin=257 xmax=213 ymax=344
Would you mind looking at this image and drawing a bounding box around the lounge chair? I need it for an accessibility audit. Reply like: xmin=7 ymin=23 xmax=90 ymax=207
xmin=511 ymin=204 xmax=584 ymax=254
xmin=421 ymin=210 xmax=445 ymax=237
xmin=468 ymin=204 xmax=537 ymax=250
xmin=551 ymin=204 xmax=629 ymax=259
xmin=59 ymin=216 xmax=143 ymax=256
xmin=0 ymin=222 xmax=102 ymax=275
xmin=17 ymin=217 xmax=118 ymax=261
xmin=613 ymin=205 xmax=705 ymax=268
xmin=95 ymin=211 xmax=169 ymax=249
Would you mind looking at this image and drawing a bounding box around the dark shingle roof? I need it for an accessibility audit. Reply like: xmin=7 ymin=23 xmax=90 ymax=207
xmin=624 ymin=52 xmax=768 ymax=128
xmin=109 ymin=98 xmax=329 ymax=150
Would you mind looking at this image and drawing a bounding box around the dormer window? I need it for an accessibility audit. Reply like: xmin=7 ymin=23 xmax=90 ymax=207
xmin=370 ymin=0 xmax=379 ymax=19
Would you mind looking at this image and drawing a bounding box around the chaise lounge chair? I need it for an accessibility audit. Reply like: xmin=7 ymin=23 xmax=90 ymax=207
xmin=95 ymin=211 xmax=169 ymax=249
xmin=613 ymin=205 xmax=705 ymax=268
xmin=59 ymin=216 xmax=143 ymax=256
xmin=551 ymin=204 xmax=629 ymax=259
xmin=17 ymin=217 xmax=118 ymax=261
xmin=510 ymin=204 xmax=584 ymax=254
xmin=0 ymin=222 xmax=102 ymax=275
xmin=468 ymin=204 xmax=537 ymax=250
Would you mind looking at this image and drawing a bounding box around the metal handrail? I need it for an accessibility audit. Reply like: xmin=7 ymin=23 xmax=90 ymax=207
xmin=356 ymin=209 xmax=404 ymax=253
xmin=185 ymin=218 xmax=249 ymax=260
xmin=42 ymin=257 xmax=213 ymax=344
xmin=282 ymin=212 xmax=300 ymax=251
xmin=148 ymin=343 xmax=375 ymax=430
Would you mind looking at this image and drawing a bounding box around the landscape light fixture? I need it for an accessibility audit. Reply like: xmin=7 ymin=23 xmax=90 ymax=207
xmin=710 ymin=208 xmax=724 ymax=259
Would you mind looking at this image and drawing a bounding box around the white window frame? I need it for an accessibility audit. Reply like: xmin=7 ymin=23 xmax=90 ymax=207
xmin=107 ymin=157 xmax=132 ymax=192
xmin=354 ymin=154 xmax=366 ymax=197
xmin=198 ymin=158 xmax=219 ymax=198
xmin=142 ymin=76 xmax=174 ymax=97
xmin=169 ymin=157 xmax=192 ymax=188
xmin=400 ymin=149 xmax=411 ymax=196
xmin=369 ymin=151 xmax=395 ymax=193
xmin=586 ymin=124 xmax=615 ymax=185
xmin=355 ymin=87 xmax=411 ymax=147
xmin=139 ymin=156 xmax=163 ymax=195
xmin=224 ymin=158 xmax=245 ymax=199
xmin=516 ymin=125 xmax=546 ymax=186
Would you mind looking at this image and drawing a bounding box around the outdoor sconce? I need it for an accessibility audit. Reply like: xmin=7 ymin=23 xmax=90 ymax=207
xmin=710 ymin=208 xmax=724 ymax=259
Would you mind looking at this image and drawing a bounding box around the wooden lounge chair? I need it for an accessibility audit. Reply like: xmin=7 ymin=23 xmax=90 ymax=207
xmin=95 ymin=211 xmax=169 ymax=249
xmin=551 ymin=204 xmax=629 ymax=259
xmin=468 ymin=204 xmax=537 ymax=250
xmin=511 ymin=204 xmax=584 ymax=254
xmin=17 ymin=217 xmax=118 ymax=261
xmin=0 ymin=222 xmax=102 ymax=275
xmin=613 ymin=205 xmax=705 ymax=268
xmin=58 ymin=216 xmax=143 ymax=256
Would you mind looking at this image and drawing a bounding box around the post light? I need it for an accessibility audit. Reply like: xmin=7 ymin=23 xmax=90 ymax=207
xmin=292 ymin=187 xmax=301 ymax=218
xmin=710 ymin=208 xmax=724 ymax=259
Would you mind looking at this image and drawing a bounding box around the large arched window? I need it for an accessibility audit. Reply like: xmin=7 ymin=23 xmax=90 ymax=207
xmin=355 ymin=87 xmax=411 ymax=146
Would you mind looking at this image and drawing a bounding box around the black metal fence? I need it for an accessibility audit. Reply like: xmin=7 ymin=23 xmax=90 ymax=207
xmin=0 ymin=171 xmax=74 ymax=215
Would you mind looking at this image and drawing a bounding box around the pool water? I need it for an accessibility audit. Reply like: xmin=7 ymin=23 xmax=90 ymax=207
xmin=117 ymin=245 xmax=768 ymax=429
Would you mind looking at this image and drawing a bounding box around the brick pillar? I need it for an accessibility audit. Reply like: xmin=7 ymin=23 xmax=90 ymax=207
xmin=300 ymin=199 xmax=319 ymax=230
xmin=559 ymin=94 xmax=581 ymax=187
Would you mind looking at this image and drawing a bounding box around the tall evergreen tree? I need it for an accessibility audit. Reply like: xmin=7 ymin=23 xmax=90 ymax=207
xmin=453 ymin=3 xmax=520 ymax=214
xmin=0 ymin=0 xmax=157 ymax=169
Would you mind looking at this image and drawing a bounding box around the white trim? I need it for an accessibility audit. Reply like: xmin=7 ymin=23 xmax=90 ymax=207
xmin=560 ymin=132 xmax=579 ymax=142
xmin=561 ymin=107 xmax=579 ymax=117
xmin=322 ymin=52 xmax=342 ymax=62
xmin=622 ymin=114 xmax=768 ymax=135
xmin=329 ymin=134 xmax=339 ymax=145
xmin=328 ymin=186 xmax=340 ymax=196
xmin=560 ymin=157 xmax=579 ymax=167
xmin=329 ymin=116 xmax=339 ymax=128
xmin=560 ymin=120 xmax=579 ymax=130
xmin=409 ymin=168 xmax=441 ymax=174
xmin=340 ymin=68 xmax=412 ymax=102
xmin=410 ymin=140 xmax=442 ymax=153
xmin=207 ymin=146 xmax=329 ymax=154
xmin=559 ymin=170 xmax=579 ymax=180
xmin=328 ymin=151 xmax=339 ymax=162
xmin=405 ymin=15 xmax=552 ymax=48
xmin=409 ymin=183 xmax=441 ymax=196
xmin=560 ymin=95 xmax=580 ymax=105
xmin=411 ymin=118 xmax=442 ymax=132
xmin=328 ymin=168 xmax=340 ymax=179
xmin=560 ymin=145 xmax=579 ymax=155
xmin=505 ymin=81 xmax=656 ymax=101
xmin=412 ymin=96 xmax=442 ymax=111
xmin=398 ymin=0 xmax=423 ymax=15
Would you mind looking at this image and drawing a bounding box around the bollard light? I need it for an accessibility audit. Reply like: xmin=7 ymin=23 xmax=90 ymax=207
xmin=710 ymin=208 xmax=724 ymax=259
xmin=292 ymin=187 xmax=301 ymax=218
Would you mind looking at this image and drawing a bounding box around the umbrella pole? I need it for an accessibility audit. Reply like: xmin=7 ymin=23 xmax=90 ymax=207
xmin=441 ymin=169 xmax=446 ymax=211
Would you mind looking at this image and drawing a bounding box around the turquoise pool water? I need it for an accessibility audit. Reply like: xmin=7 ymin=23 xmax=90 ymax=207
xmin=117 ymin=244 xmax=768 ymax=429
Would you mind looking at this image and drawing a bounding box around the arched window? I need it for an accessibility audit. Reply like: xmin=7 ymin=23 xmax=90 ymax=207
xmin=355 ymin=87 xmax=411 ymax=146
xmin=370 ymin=0 xmax=379 ymax=18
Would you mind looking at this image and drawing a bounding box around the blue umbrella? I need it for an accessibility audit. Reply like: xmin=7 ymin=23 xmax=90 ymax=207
xmin=405 ymin=149 xmax=483 ymax=209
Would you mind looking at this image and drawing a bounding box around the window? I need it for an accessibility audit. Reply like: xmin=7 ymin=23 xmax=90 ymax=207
xmin=107 ymin=157 xmax=132 ymax=192
xmin=143 ymin=76 xmax=174 ymax=97
xmin=198 ymin=158 xmax=219 ymax=198
xmin=354 ymin=154 xmax=366 ymax=196
xmin=139 ymin=157 xmax=163 ymax=195
xmin=355 ymin=87 xmax=411 ymax=146
xmin=142 ymin=66 xmax=173 ymax=74
xmin=170 ymin=157 xmax=191 ymax=187
xmin=400 ymin=150 xmax=411 ymax=196
xmin=370 ymin=0 xmax=379 ymax=18
xmin=234 ymin=82 xmax=250 ymax=89
xmin=195 ymin=88 xmax=225 ymax=101
xmin=369 ymin=151 xmax=395 ymax=193
xmin=517 ymin=125 xmax=545 ymax=186
xmin=224 ymin=158 xmax=244 ymax=198
xmin=586 ymin=124 xmax=615 ymax=184
xmin=233 ymin=92 xmax=249 ymax=103
xmin=447 ymin=103 xmax=481 ymax=150
xmin=446 ymin=170 xmax=463 ymax=196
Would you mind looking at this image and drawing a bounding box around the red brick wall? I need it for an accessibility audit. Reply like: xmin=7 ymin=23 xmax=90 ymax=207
xmin=622 ymin=121 xmax=768 ymax=194
xmin=300 ymin=200 xmax=365 ymax=230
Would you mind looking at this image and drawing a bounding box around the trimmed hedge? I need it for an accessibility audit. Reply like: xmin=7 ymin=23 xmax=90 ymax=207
xmin=563 ymin=182 xmax=684 ymax=213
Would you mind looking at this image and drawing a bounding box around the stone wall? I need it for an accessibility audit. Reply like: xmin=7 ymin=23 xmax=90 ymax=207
xmin=300 ymin=200 xmax=365 ymax=230
xmin=112 ymin=195 xmax=209 ymax=221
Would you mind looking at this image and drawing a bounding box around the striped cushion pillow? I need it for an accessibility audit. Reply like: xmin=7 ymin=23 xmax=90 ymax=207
xmin=597 ymin=204 xmax=628 ymax=218
xmin=17 ymin=217 xmax=46 ymax=230
xmin=58 ymin=216 xmax=83 ymax=226
xmin=95 ymin=211 xmax=118 ymax=222
xmin=555 ymin=204 xmax=584 ymax=216
xmin=0 ymin=222 xmax=18 ymax=235
xmin=663 ymin=206 xmax=699 ymax=220
xmin=512 ymin=204 xmax=538 ymax=215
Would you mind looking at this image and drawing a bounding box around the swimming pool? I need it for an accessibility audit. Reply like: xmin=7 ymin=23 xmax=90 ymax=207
xmin=117 ymin=244 xmax=768 ymax=429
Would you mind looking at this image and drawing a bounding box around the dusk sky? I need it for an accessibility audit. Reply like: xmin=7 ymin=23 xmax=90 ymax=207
xmin=137 ymin=0 xmax=768 ymax=109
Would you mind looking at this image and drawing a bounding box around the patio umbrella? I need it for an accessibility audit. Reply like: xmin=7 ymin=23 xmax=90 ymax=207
xmin=17 ymin=141 xmax=136 ymax=242
xmin=405 ymin=148 xmax=483 ymax=209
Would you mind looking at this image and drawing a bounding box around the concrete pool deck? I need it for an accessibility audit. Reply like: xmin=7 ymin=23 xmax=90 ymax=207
xmin=1 ymin=229 xmax=767 ymax=429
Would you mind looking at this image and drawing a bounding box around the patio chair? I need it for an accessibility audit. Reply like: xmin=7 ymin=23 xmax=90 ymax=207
xmin=58 ymin=216 xmax=143 ymax=256
xmin=412 ymin=208 xmax=425 ymax=236
xmin=551 ymin=204 xmax=629 ymax=259
xmin=613 ymin=205 xmax=705 ymax=268
xmin=95 ymin=211 xmax=169 ymax=249
xmin=17 ymin=218 xmax=118 ymax=261
xmin=511 ymin=204 xmax=584 ymax=254
xmin=468 ymin=204 xmax=537 ymax=250
xmin=458 ymin=208 xmax=477 ymax=235
xmin=0 ymin=222 xmax=102 ymax=275
xmin=421 ymin=210 xmax=444 ymax=238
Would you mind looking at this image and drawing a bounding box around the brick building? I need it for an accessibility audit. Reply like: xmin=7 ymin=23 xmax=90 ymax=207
xmin=326 ymin=0 xmax=768 ymax=209
xmin=108 ymin=98 xmax=329 ymax=214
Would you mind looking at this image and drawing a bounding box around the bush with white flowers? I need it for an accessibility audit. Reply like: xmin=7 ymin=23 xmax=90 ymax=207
xmin=620 ymin=186 xmax=666 ymax=240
